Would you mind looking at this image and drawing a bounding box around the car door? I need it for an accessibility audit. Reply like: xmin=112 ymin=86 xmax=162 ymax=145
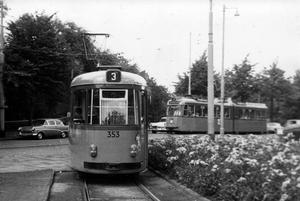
xmin=47 ymin=120 xmax=58 ymax=137
xmin=55 ymin=120 xmax=67 ymax=133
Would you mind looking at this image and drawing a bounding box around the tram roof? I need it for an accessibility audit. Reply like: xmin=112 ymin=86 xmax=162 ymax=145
xmin=169 ymin=97 xmax=268 ymax=109
xmin=71 ymin=70 xmax=147 ymax=87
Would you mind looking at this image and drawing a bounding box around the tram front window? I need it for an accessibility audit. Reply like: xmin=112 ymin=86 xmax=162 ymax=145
xmin=167 ymin=106 xmax=181 ymax=116
xmin=73 ymin=89 xmax=138 ymax=126
xmin=101 ymin=91 xmax=126 ymax=125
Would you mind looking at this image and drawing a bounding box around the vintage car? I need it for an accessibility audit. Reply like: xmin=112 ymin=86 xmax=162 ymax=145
xmin=149 ymin=117 xmax=167 ymax=134
xmin=283 ymin=119 xmax=300 ymax=140
xmin=267 ymin=122 xmax=283 ymax=134
xmin=283 ymin=119 xmax=300 ymax=133
xmin=18 ymin=118 xmax=69 ymax=140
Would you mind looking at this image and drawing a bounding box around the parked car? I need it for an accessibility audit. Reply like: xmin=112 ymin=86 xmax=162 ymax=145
xmin=283 ymin=119 xmax=300 ymax=140
xmin=149 ymin=117 xmax=167 ymax=134
xmin=283 ymin=119 xmax=300 ymax=134
xmin=18 ymin=118 xmax=69 ymax=140
xmin=267 ymin=122 xmax=283 ymax=134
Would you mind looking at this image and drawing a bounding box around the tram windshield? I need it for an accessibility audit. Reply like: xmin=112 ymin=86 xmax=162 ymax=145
xmin=73 ymin=89 xmax=139 ymax=125
xmin=167 ymin=105 xmax=182 ymax=116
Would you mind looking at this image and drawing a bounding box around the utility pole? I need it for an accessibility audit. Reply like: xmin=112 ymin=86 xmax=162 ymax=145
xmin=0 ymin=0 xmax=5 ymax=138
xmin=207 ymin=0 xmax=215 ymax=141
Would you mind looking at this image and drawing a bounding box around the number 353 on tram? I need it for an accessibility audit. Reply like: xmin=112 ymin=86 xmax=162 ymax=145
xmin=68 ymin=66 xmax=149 ymax=174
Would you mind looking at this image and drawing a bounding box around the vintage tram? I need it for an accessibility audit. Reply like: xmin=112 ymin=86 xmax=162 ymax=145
xmin=166 ymin=96 xmax=268 ymax=134
xmin=68 ymin=66 xmax=149 ymax=174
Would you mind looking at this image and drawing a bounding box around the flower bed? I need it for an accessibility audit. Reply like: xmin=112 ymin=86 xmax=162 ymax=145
xmin=148 ymin=134 xmax=300 ymax=201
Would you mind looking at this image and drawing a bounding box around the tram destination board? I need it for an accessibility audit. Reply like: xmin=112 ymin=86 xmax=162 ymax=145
xmin=106 ymin=70 xmax=121 ymax=82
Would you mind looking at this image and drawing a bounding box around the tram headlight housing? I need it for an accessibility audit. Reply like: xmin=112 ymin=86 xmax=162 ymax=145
xmin=90 ymin=144 xmax=97 ymax=157
xmin=130 ymin=144 xmax=137 ymax=157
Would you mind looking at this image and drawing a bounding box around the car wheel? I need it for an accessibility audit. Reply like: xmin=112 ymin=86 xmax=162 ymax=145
xmin=152 ymin=130 xmax=157 ymax=134
xmin=37 ymin=132 xmax=44 ymax=140
xmin=61 ymin=132 xmax=67 ymax=138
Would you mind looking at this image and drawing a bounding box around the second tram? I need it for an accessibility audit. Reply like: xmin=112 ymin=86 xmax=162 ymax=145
xmin=68 ymin=66 xmax=149 ymax=174
xmin=166 ymin=96 xmax=268 ymax=134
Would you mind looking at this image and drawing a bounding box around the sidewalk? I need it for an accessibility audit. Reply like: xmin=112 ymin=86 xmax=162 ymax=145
xmin=0 ymin=169 xmax=54 ymax=201
xmin=0 ymin=133 xmax=69 ymax=201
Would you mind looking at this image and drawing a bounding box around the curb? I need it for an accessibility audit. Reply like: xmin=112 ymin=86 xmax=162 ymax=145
xmin=148 ymin=166 xmax=210 ymax=201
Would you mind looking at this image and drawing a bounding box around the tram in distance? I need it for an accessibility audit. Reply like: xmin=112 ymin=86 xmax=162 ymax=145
xmin=166 ymin=96 xmax=268 ymax=134
xmin=68 ymin=66 xmax=149 ymax=174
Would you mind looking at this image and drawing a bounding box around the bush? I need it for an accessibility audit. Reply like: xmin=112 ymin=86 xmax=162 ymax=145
xmin=148 ymin=134 xmax=300 ymax=201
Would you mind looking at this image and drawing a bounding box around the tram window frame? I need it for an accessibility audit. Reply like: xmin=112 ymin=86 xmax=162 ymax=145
xmin=84 ymin=88 xmax=140 ymax=126
xmin=202 ymin=105 xmax=208 ymax=117
xmin=224 ymin=107 xmax=230 ymax=118
xmin=195 ymin=105 xmax=202 ymax=117
xmin=214 ymin=106 xmax=220 ymax=118
xmin=167 ymin=105 xmax=181 ymax=116
xmin=188 ymin=105 xmax=195 ymax=116
xmin=73 ymin=89 xmax=86 ymax=124
xmin=100 ymin=89 xmax=127 ymax=125
xmin=183 ymin=105 xmax=188 ymax=116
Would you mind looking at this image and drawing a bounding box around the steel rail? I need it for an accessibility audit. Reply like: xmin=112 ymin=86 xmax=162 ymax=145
xmin=83 ymin=179 xmax=91 ymax=201
xmin=134 ymin=178 xmax=161 ymax=201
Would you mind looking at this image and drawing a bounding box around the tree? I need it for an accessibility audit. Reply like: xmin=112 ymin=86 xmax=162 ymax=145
xmin=3 ymin=12 xmax=92 ymax=120
xmin=147 ymin=77 xmax=170 ymax=122
xmin=174 ymin=52 xmax=220 ymax=98
xmin=225 ymin=55 xmax=258 ymax=102
xmin=278 ymin=69 xmax=300 ymax=121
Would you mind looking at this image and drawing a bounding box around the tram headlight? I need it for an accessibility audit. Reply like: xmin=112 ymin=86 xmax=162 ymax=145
xmin=130 ymin=144 xmax=137 ymax=157
xmin=170 ymin=118 xmax=174 ymax=124
xmin=90 ymin=144 xmax=97 ymax=157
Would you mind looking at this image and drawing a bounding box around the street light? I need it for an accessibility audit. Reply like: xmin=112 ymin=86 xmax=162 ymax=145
xmin=220 ymin=5 xmax=239 ymax=136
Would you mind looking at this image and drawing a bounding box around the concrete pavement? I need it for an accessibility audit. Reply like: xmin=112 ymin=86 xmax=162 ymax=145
xmin=0 ymin=133 xmax=71 ymax=201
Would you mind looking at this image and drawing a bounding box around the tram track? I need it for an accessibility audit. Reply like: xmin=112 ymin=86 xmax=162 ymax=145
xmin=83 ymin=175 xmax=161 ymax=201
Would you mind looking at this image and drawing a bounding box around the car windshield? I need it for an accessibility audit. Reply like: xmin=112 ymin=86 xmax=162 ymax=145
xmin=33 ymin=120 xmax=46 ymax=126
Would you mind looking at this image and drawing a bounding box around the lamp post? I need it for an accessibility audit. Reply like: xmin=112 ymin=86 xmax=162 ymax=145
xmin=220 ymin=5 xmax=239 ymax=136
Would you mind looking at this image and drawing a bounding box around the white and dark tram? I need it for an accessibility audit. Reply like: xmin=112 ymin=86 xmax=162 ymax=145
xmin=68 ymin=66 xmax=149 ymax=174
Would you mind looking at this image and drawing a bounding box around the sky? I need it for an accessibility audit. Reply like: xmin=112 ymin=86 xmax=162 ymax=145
xmin=4 ymin=0 xmax=300 ymax=92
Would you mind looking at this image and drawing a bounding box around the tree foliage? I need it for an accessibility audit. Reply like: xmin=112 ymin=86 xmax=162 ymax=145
xmin=4 ymin=13 xmax=74 ymax=120
xmin=225 ymin=55 xmax=258 ymax=102
xmin=3 ymin=12 xmax=170 ymax=122
xmin=174 ymin=52 xmax=220 ymax=98
xmin=147 ymin=77 xmax=171 ymax=122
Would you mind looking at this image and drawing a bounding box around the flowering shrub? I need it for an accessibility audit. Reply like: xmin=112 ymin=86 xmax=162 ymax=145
xmin=148 ymin=134 xmax=300 ymax=201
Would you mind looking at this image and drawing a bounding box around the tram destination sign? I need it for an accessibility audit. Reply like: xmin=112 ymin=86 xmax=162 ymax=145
xmin=106 ymin=70 xmax=121 ymax=82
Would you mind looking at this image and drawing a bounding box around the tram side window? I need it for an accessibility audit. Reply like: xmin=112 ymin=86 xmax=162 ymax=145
xmin=224 ymin=108 xmax=230 ymax=118
xmin=195 ymin=106 xmax=201 ymax=117
xmin=73 ymin=90 xmax=86 ymax=124
xmin=183 ymin=105 xmax=188 ymax=116
xmin=215 ymin=106 xmax=220 ymax=118
xmin=189 ymin=105 xmax=195 ymax=116
xmin=202 ymin=105 xmax=208 ymax=117
xmin=87 ymin=89 xmax=100 ymax=124
xmin=128 ymin=89 xmax=138 ymax=125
